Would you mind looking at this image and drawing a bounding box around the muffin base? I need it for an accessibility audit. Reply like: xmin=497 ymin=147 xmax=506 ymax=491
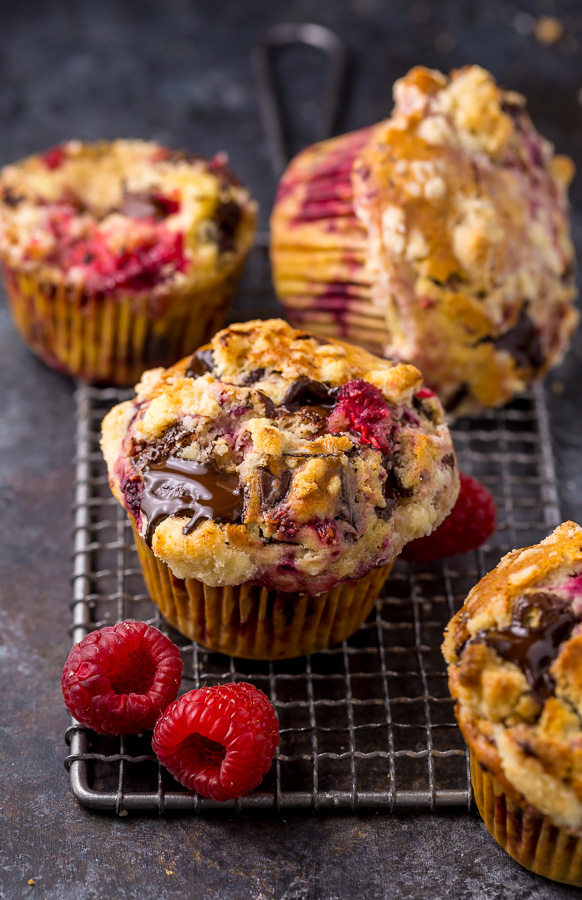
xmin=1 ymin=260 xmax=242 ymax=385
xmin=131 ymin=523 xmax=393 ymax=659
xmin=470 ymin=752 xmax=582 ymax=886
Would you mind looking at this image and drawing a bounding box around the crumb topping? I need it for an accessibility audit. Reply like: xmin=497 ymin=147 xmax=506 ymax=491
xmin=102 ymin=319 xmax=458 ymax=594
xmin=270 ymin=65 xmax=578 ymax=417
xmin=444 ymin=522 xmax=582 ymax=830
xmin=0 ymin=140 xmax=257 ymax=295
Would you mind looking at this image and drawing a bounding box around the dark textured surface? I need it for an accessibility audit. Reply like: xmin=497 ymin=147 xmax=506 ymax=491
xmin=1 ymin=1 xmax=582 ymax=897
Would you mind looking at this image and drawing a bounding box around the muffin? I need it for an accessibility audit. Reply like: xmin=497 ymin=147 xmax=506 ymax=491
xmin=0 ymin=139 xmax=256 ymax=385
xmin=443 ymin=522 xmax=582 ymax=886
xmin=271 ymin=66 xmax=577 ymax=416
xmin=101 ymin=318 xmax=458 ymax=659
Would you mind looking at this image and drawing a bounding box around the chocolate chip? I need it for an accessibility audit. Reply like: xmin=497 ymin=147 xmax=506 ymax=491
xmin=244 ymin=368 xmax=266 ymax=385
xmin=442 ymin=453 xmax=456 ymax=469
xmin=215 ymin=200 xmax=242 ymax=252
xmin=255 ymin=391 xmax=276 ymax=418
xmin=444 ymin=385 xmax=469 ymax=415
xmin=280 ymin=377 xmax=338 ymax=413
xmin=186 ymin=348 xmax=215 ymax=378
xmin=1 ymin=186 xmax=24 ymax=207
xmin=258 ymin=468 xmax=292 ymax=508
xmin=495 ymin=307 xmax=544 ymax=371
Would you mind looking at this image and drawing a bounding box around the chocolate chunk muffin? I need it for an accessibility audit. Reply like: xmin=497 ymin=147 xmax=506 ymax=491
xmin=102 ymin=318 xmax=458 ymax=658
xmin=271 ymin=66 xmax=577 ymax=417
xmin=0 ymin=139 xmax=256 ymax=384
xmin=443 ymin=522 xmax=582 ymax=885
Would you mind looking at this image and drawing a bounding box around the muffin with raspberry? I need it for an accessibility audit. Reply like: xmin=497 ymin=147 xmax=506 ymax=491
xmin=271 ymin=65 xmax=577 ymax=416
xmin=101 ymin=318 xmax=458 ymax=659
xmin=0 ymin=139 xmax=256 ymax=384
xmin=443 ymin=522 xmax=582 ymax=886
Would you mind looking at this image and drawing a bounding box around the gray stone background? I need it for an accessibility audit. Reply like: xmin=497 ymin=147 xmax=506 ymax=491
xmin=1 ymin=0 xmax=582 ymax=897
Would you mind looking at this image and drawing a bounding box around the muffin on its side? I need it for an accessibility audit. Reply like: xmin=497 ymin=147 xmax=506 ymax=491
xmin=271 ymin=66 xmax=577 ymax=417
xmin=0 ymin=140 xmax=256 ymax=384
xmin=443 ymin=522 xmax=582 ymax=886
xmin=102 ymin=318 xmax=458 ymax=659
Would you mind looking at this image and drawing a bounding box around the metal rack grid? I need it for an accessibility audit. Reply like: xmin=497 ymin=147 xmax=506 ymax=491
xmin=65 ymin=244 xmax=562 ymax=815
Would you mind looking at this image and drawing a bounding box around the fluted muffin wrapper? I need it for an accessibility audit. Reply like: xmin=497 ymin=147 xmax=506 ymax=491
xmin=131 ymin=522 xmax=393 ymax=660
xmin=470 ymin=751 xmax=582 ymax=887
xmin=0 ymin=259 xmax=244 ymax=386
xmin=271 ymin=128 xmax=389 ymax=357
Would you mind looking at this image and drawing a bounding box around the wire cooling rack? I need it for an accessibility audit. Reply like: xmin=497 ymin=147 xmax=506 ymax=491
xmin=65 ymin=241 xmax=562 ymax=815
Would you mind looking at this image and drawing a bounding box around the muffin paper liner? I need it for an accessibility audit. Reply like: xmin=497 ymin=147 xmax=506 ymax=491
xmin=131 ymin=521 xmax=393 ymax=660
xmin=1 ymin=260 xmax=243 ymax=385
xmin=271 ymin=128 xmax=389 ymax=357
xmin=470 ymin=751 xmax=582 ymax=886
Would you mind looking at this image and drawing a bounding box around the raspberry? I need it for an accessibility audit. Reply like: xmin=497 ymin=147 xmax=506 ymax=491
xmin=328 ymin=379 xmax=393 ymax=453
xmin=152 ymin=682 xmax=279 ymax=801
xmin=42 ymin=146 xmax=66 ymax=169
xmin=402 ymin=472 xmax=497 ymax=564
xmin=62 ymin=621 xmax=182 ymax=735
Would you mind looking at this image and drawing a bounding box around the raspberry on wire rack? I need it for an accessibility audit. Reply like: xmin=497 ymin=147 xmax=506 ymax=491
xmin=62 ymin=621 xmax=182 ymax=735
xmin=402 ymin=472 xmax=497 ymax=564
xmin=153 ymin=682 xmax=280 ymax=802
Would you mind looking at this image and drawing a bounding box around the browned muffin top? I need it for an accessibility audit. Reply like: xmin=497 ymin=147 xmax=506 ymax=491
xmin=102 ymin=319 xmax=458 ymax=594
xmin=444 ymin=522 xmax=582 ymax=830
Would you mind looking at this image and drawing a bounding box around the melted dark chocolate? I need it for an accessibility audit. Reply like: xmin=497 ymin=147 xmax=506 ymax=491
xmin=280 ymin=377 xmax=338 ymax=414
xmin=186 ymin=348 xmax=216 ymax=378
xmin=495 ymin=308 xmax=544 ymax=371
xmin=476 ymin=592 xmax=577 ymax=702
xmin=141 ymin=455 xmax=242 ymax=545
xmin=258 ymin=468 xmax=292 ymax=508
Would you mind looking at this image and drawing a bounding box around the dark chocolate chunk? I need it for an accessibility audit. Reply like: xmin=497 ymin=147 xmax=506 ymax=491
xmin=377 ymin=464 xmax=413 ymax=521
xmin=258 ymin=468 xmax=292 ymax=508
xmin=244 ymin=368 xmax=266 ymax=385
xmin=475 ymin=591 xmax=577 ymax=703
xmin=136 ymin=424 xmax=189 ymax=467
xmin=185 ymin=347 xmax=216 ymax=378
xmin=255 ymin=391 xmax=276 ymax=418
xmin=280 ymin=377 xmax=338 ymax=414
xmin=215 ymin=200 xmax=242 ymax=252
xmin=1 ymin=186 xmax=24 ymax=207
xmin=141 ymin=455 xmax=243 ymax=545
xmin=444 ymin=385 xmax=469 ymax=415
xmin=495 ymin=307 xmax=544 ymax=371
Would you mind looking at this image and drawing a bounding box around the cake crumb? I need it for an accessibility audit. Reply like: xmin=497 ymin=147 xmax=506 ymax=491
xmin=535 ymin=16 xmax=564 ymax=45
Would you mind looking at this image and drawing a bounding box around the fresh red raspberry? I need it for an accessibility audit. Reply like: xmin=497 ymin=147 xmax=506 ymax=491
xmin=62 ymin=621 xmax=182 ymax=735
xmin=152 ymin=682 xmax=279 ymax=801
xmin=42 ymin=145 xmax=66 ymax=169
xmin=402 ymin=472 xmax=497 ymax=564
xmin=328 ymin=379 xmax=392 ymax=453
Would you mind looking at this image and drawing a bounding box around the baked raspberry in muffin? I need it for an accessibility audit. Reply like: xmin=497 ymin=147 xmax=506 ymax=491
xmin=101 ymin=318 xmax=458 ymax=658
xmin=0 ymin=139 xmax=256 ymax=384
xmin=271 ymin=66 xmax=577 ymax=416
xmin=443 ymin=522 xmax=582 ymax=886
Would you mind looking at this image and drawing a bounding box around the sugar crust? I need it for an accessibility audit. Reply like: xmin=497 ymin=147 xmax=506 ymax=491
xmin=102 ymin=319 xmax=458 ymax=594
